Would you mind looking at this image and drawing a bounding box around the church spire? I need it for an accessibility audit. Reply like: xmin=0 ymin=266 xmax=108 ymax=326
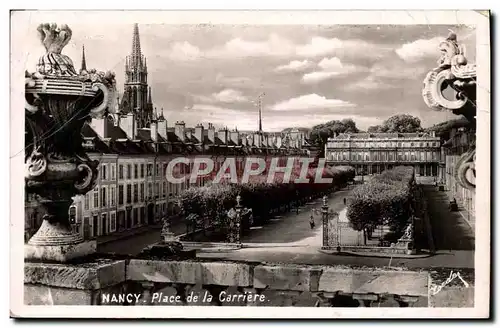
xmin=80 ymin=45 xmax=87 ymax=73
xmin=158 ymin=108 xmax=165 ymax=121
xmin=258 ymin=92 xmax=265 ymax=133
xmin=148 ymin=86 xmax=152 ymax=104
xmin=130 ymin=23 xmax=142 ymax=68
xmin=131 ymin=23 xmax=142 ymax=60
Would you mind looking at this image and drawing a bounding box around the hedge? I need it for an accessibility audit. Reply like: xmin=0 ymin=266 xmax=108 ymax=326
xmin=346 ymin=166 xmax=415 ymax=240
xmin=179 ymin=165 xmax=355 ymax=230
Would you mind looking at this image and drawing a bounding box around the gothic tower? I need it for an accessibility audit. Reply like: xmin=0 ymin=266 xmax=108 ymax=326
xmin=123 ymin=23 xmax=154 ymax=129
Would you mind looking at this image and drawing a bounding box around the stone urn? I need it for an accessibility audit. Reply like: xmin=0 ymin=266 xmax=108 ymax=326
xmin=24 ymin=23 xmax=118 ymax=262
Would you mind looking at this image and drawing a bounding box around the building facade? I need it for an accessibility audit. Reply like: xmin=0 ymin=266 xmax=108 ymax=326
xmin=325 ymin=132 xmax=442 ymax=182
xmin=442 ymin=127 xmax=475 ymax=226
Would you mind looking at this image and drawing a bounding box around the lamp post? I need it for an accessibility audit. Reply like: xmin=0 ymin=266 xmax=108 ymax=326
xmin=227 ymin=195 xmax=243 ymax=244
xmin=321 ymin=195 xmax=340 ymax=251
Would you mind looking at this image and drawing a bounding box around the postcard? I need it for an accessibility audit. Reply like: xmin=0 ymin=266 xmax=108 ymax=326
xmin=10 ymin=10 xmax=490 ymax=318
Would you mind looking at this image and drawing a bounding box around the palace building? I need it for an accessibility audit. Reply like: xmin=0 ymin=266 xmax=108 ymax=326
xmin=325 ymin=132 xmax=442 ymax=181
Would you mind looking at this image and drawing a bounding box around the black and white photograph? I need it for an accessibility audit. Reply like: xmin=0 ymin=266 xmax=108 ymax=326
xmin=9 ymin=9 xmax=490 ymax=319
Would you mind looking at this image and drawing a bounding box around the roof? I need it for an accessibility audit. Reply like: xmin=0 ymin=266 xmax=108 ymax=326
xmin=81 ymin=116 xmax=311 ymax=157
xmin=333 ymin=132 xmax=438 ymax=140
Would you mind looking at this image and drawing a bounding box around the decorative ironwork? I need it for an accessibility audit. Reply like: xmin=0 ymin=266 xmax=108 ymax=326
xmin=227 ymin=195 xmax=243 ymax=244
xmin=321 ymin=196 xmax=340 ymax=249
xmin=24 ymin=23 xmax=117 ymax=261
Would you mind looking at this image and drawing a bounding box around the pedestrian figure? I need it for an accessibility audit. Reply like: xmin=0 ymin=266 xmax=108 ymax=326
xmin=309 ymin=214 xmax=315 ymax=229
xmin=343 ymin=197 xmax=346 ymax=205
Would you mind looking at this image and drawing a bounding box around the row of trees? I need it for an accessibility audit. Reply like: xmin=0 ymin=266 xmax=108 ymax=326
xmin=346 ymin=166 xmax=416 ymax=244
xmin=179 ymin=166 xmax=356 ymax=233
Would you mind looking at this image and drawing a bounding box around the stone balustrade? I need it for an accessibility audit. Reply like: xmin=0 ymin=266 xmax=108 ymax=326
xmin=24 ymin=256 xmax=474 ymax=308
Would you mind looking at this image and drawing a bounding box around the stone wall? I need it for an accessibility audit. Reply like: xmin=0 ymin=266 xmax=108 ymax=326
xmin=24 ymin=257 xmax=473 ymax=308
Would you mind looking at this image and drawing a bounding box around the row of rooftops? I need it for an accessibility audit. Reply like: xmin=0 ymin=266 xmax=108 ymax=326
xmin=81 ymin=114 xmax=311 ymax=156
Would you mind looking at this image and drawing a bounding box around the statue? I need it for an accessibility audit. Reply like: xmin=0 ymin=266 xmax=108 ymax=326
xmin=422 ymin=31 xmax=476 ymax=190
xmin=24 ymin=23 xmax=118 ymax=262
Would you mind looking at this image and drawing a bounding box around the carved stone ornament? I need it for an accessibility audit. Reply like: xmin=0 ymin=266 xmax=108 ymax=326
xmin=24 ymin=23 xmax=118 ymax=262
xmin=422 ymin=32 xmax=476 ymax=121
xmin=422 ymin=31 xmax=476 ymax=190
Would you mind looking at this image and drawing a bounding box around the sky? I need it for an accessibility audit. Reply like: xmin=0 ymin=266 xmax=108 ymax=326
xmin=22 ymin=22 xmax=476 ymax=132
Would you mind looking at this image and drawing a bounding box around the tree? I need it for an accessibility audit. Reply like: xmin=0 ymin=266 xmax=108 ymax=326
xmin=380 ymin=114 xmax=424 ymax=133
xmin=367 ymin=125 xmax=382 ymax=133
xmin=424 ymin=116 xmax=472 ymax=139
xmin=309 ymin=118 xmax=360 ymax=157
xmin=367 ymin=114 xmax=424 ymax=134
xmin=346 ymin=166 xmax=415 ymax=243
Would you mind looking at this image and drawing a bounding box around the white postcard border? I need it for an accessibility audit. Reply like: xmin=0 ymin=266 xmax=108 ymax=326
xmin=9 ymin=9 xmax=490 ymax=319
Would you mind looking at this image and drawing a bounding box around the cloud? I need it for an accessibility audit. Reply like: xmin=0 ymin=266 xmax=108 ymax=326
xmin=270 ymin=94 xmax=355 ymax=111
xmin=345 ymin=75 xmax=398 ymax=91
xmin=317 ymin=57 xmax=344 ymax=71
xmin=212 ymin=89 xmax=248 ymax=103
xmin=195 ymin=89 xmax=249 ymax=103
xmin=370 ymin=62 xmax=427 ymax=79
xmin=165 ymin=41 xmax=202 ymax=61
xmin=295 ymin=37 xmax=379 ymax=58
xmin=301 ymin=57 xmax=365 ymax=84
xmin=301 ymin=71 xmax=342 ymax=84
xmin=213 ymin=33 xmax=295 ymax=58
xmin=185 ymin=103 xmax=374 ymax=132
xmin=395 ymin=37 xmax=442 ymax=63
xmin=163 ymin=34 xmax=384 ymax=61
xmin=215 ymin=74 xmax=254 ymax=87
xmin=275 ymin=59 xmax=312 ymax=72
xmin=191 ymin=104 xmax=235 ymax=113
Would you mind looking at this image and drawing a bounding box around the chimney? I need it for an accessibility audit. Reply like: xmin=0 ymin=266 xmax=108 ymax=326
xmin=157 ymin=118 xmax=167 ymax=140
xmin=174 ymin=121 xmax=186 ymax=142
xmin=150 ymin=121 xmax=157 ymax=142
xmin=253 ymin=133 xmax=261 ymax=148
xmin=231 ymin=129 xmax=240 ymax=145
xmin=119 ymin=112 xmax=136 ymax=139
xmin=218 ymin=128 xmax=228 ymax=144
xmin=262 ymin=134 xmax=268 ymax=147
xmin=90 ymin=117 xmax=107 ymax=139
xmin=430 ymin=130 xmax=436 ymax=137
xmin=276 ymin=135 xmax=282 ymax=148
xmin=195 ymin=124 xmax=204 ymax=143
xmin=186 ymin=128 xmax=193 ymax=141
xmin=207 ymin=123 xmax=215 ymax=144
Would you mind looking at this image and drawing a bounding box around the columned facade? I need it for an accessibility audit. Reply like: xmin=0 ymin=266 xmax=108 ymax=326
xmin=325 ymin=132 xmax=442 ymax=183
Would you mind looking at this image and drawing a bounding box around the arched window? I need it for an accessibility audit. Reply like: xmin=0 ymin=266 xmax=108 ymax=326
xmin=69 ymin=205 xmax=77 ymax=224
xmin=132 ymin=87 xmax=137 ymax=108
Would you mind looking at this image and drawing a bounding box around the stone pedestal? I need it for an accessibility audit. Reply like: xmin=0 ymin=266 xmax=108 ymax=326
xmin=24 ymin=259 xmax=126 ymax=305
xmin=25 ymin=240 xmax=97 ymax=262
